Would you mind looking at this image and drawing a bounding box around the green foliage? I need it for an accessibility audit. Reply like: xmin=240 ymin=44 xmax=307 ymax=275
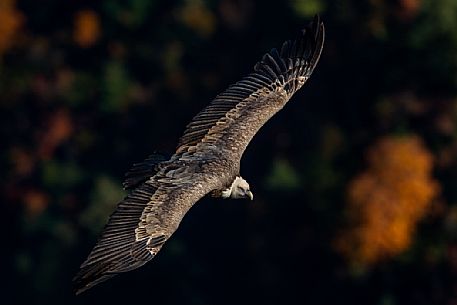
xmin=290 ymin=0 xmax=325 ymax=17
xmin=41 ymin=160 xmax=85 ymax=189
xmin=265 ymin=159 xmax=301 ymax=190
xmin=79 ymin=175 xmax=125 ymax=234
xmin=102 ymin=60 xmax=133 ymax=112
xmin=104 ymin=0 xmax=156 ymax=28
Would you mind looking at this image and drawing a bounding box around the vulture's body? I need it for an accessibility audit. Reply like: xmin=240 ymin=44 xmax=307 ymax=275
xmin=74 ymin=16 xmax=325 ymax=294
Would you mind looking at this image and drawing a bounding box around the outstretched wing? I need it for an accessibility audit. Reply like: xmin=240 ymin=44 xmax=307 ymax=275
xmin=73 ymin=183 xmax=158 ymax=294
xmin=73 ymin=165 xmax=219 ymax=295
xmin=176 ymin=16 xmax=324 ymax=159
xmin=74 ymin=16 xmax=324 ymax=295
xmin=123 ymin=152 xmax=169 ymax=190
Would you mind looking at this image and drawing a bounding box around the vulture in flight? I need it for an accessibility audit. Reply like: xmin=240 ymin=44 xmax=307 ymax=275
xmin=74 ymin=16 xmax=325 ymax=294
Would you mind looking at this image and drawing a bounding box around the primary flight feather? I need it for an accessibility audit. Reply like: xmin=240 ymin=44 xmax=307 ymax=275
xmin=74 ymin=16 xmax=325 ymax=294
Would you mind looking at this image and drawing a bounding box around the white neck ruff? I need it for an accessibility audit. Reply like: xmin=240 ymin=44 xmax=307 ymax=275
xmin=221 ymin=176 xmax=244 ymax=198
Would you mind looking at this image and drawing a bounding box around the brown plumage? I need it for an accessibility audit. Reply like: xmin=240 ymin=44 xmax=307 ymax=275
xmin=73 ymin=16 xmax=325 ymax=294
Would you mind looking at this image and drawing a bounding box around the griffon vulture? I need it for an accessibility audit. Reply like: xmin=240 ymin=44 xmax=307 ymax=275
xmin=74 ymin=16 xmax=324 ymax=294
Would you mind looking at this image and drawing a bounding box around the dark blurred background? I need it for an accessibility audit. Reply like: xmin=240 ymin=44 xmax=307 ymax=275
xmin=3 ymin=0 xmax=457 ymax=304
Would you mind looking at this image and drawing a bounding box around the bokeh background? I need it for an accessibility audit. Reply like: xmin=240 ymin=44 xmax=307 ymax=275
xmin=3 ymin=0 xmax=457 ymax=304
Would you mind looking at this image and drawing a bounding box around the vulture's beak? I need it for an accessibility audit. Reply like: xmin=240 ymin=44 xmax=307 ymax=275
xmin=246 ymin=190 xmax=253 ymax=201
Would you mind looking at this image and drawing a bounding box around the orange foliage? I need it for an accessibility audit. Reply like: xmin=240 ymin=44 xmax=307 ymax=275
xmin=179 ymin=0 xmax=216 ymax=37
xmin=10 ymin=147 xmax=35 ymax=176
xmin=398 ymin=0 xmax=422 ymax=20
xmin=23 ymin=189 xmax=49 ymax=217
xmin=38 ymin=109 xmax=73 ymax=159
xmin=73 ymin=10 xmax=101 ymax=48
xmin=0 ymin=0 xmax=24 ymax=55
xmin=335 ymin=135 xmax=439 ymax=266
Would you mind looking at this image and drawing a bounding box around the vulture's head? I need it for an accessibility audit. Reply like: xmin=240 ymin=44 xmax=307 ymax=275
xmin=222 ymin=176 xmax=253 ymax=200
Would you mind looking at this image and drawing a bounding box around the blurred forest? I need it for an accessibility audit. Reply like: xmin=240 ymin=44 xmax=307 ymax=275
xmin=3 ymin=0 xmax=457 ymax=304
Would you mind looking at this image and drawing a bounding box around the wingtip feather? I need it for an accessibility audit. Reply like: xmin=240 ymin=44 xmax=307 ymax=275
xmin=73 ymin=263 xmax=117 ymax=295
xmin=175 ymin=15 xmax=325 ymax=155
